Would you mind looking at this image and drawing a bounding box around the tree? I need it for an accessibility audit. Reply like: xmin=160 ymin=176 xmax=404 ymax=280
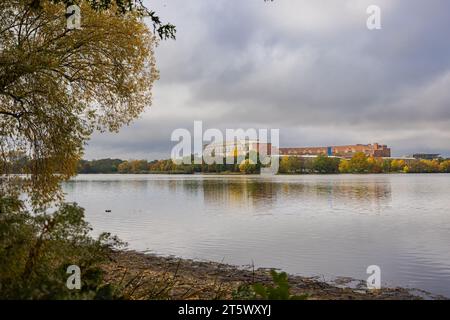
xmin=407 ymin=160 xmax=440 ymax=173
xmin=279 ymin=156 xmax=304 ymax=174
xmin=239 ymin=159 xmax=257 ymax=174
xmin=339 ymin=159 xmax=350 ymax=173
xmin=0 ymin=1 xmax=179 ymax=294
xmin=117 ymin=161 xmax=131 ymax=174
xmin=0 ymin=196 xmax=124 ymax=299
xmin=348 ymin=152 xmax=369 ymax=173
xmin=382 ymin=159 xmax=392 ymax=173
xmin=440 ymin=160 xmax=450 ymax=173
xmin=390 ymin=159 xmax=406 ymax=172
xmin=77 ymin=159 xmax=123 ymax=173
xmin=367 ymin=156 xmax=383 ymax=173
xmin=28 ymin=0 xmax=176 ymax=40
xmin=312 ymin=155 xmax=340 ymax=174
xmin=0 ymin=0 xmax=162 ymax=205
xmin=279 ymin=157 xmax=291 ymax=174
xmin=129 ymin=160 xmax=148 ymax=173
xmin=428 ymin=160 xmax=441 ymax=173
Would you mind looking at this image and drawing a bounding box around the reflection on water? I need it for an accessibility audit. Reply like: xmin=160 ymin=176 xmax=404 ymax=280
xmin=200 ymin=178 xmax=392 ymax=213
xmin=63 ymin=174 xmax=450 ymax=297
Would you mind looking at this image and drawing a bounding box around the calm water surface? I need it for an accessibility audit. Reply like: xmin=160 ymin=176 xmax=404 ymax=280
xmin=63 ymin=174 xmax=450 ymax=296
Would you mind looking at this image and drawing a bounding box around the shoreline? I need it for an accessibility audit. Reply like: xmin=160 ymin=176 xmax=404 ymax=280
xmin=72 ymin=172 xmax=450 ymax=177
xmin=74 ymin=171 xmax=450 ymax=175
xmin=103 ymin=250 xmax=446 ymax=300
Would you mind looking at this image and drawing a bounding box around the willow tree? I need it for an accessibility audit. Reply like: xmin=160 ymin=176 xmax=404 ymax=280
xmin=0 ymin=0 xmax=172 ymax=205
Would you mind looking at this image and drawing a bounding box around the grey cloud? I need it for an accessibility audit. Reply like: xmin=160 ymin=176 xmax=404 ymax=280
xmin=85 ymin=0 xmax=450 ymax=159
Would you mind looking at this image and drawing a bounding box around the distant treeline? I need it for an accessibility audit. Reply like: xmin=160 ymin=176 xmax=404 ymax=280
xmin=77 ymin=157 xmax=260 ymax=174
xmin=76 ymin=153 xmax=450 ymax=175
xmin=280 ymin=154 xmax=450 ymax=174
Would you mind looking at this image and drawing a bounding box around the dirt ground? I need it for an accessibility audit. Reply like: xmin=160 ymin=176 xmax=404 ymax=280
xmin=102 ymin=250 xmax=446 ymax=300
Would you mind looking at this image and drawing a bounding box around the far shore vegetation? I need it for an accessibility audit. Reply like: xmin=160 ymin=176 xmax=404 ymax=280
xmin=71 ymin=153 xmax=450 ymax=175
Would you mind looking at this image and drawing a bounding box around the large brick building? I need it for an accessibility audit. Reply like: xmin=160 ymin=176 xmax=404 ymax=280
xmin=279 ymin=143 xmax=391 ymax=158
xmin=203 ymin=140 xmax=273 ymax=157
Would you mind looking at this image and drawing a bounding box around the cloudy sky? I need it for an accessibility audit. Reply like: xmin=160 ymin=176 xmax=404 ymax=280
xmin=84 ymin=0 xmax=450 ymax=160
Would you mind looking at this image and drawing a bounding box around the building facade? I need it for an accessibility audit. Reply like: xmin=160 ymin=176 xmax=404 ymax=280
xmin=280 ymin=143 xmax=391 ymax=158
xmin=203 ymin=140 xmax=273 ymax=158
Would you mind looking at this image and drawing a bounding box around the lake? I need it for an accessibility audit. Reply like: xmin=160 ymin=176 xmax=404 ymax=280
xmin=63 ymin=174 xmax=450 ymax=297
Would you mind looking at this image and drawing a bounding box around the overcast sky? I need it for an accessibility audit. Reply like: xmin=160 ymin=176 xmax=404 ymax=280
xmin=84 ymin=0 xmax=450 ymax=160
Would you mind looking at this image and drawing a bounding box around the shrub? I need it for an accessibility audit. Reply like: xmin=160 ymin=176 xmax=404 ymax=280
xmin=348 ymin=152 xmax=369 ymax=173
xmin=239 ymin=160 xmax=258 ymax=174
xmin=312 ymin=155 xmax=340 ymax=174
xmin=367 ymin=157 xmax=383 ymax=173
xmin=279 ymin=156 xmax=306 ymax=174
xmin=408 ymin=160 xmax=440 ymax=173
xmin=440 ymin=160 xmax=450 ymax=173
xmin=339 ymin=159 xmax=350 ymax=173
xmin=232 ymin=270 xmax=308 ymax=300
xmin=390 ymin=159 xmax=406 ymax=172
xmin=0 ymin=196 xmax=124 ymax=299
